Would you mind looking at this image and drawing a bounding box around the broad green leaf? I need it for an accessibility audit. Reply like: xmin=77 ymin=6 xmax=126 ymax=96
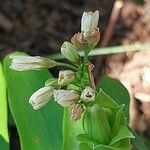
xmin=0 ymin=62 xmax=9 ymax=150
xmin=109 ymin=126 xmax=134 ymax=146
xmin=97 ymin=76 xmax=130 ymax=119
xmin=4 ymin=53 xmax=63 ymax=150
xmin=62 ymin=108 xmax=84 ymax=150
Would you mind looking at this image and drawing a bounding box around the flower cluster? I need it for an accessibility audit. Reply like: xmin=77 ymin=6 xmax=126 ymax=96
xmin=9 ymin=11 xmax=100 ymax=121
xmin=9 ymin=10 xmax=134 ymax=149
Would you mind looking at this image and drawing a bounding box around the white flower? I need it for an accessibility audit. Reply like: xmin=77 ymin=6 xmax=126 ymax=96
xmin=81 ymin=10 xmax=99 ymax=36
xmin=58 ymin=70 xmax=75 ymax=85
xmin=61 ymin=42 xmax=80 ymax=64
xmin=54 ymin=89 xmax=80 ymax=107
xmin=29 ymin=86 xmax=54 ymax=110
xmin=80 ymin=86 xmax=95 ymax=102
xmin=9 ymin=55 xmax=56 ymax=71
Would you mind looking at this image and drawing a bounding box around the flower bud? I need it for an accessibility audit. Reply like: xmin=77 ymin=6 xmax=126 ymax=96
xmin=80 ymin=86 xmax=95 ymax=102
xmin=70 ymin=104 xmax=84 ymax=121
xmin=58 ymin=70 xmax=75 ymax=86
xmin=71 ymin=32 xmax=85 ymax=50
xmin=9 ymin=55 xmax=56 ymax=71
xmin=45 ymin=78 xmax=58 ymax=87
xmin=81 ymin=10 xmax=99 ymax=37
xmin=29 ymin=86 xmax=54 ymax=110
xmin=86 ymin=28 xmax=100 ymax=49
xmin=53 ymin=89 xmax=80 ymax=107
xmin=61 ymin=41 xmax=80 ymax=64
xmin=83 ymin=104 xmax=111 ymax=144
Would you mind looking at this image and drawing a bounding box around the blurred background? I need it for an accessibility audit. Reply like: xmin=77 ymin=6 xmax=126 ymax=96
xmin=1 ymin=0 xmax=150 ymax=149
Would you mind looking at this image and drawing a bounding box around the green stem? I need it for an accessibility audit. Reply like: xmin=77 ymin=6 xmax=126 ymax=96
xmin=56 ymin=62 xmax=78 ymax=71
xmin=48 ymin=43 xmax=150 ymax=60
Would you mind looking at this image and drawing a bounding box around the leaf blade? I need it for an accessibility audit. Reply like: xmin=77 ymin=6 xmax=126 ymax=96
xmin=4 ymin=53 xmax=63 ymax=150
xmin=0 ymin=62 xmax=9 ymax=150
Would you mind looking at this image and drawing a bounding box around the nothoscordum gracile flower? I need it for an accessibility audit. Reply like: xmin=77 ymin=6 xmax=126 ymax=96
xmin=81 ymin=10 xmax=99 ymax=36
xmin=29 ymin=86 xmax=54 ymax=110
xmin=61 ymin=42 xmax=80 ymax=64
xmin=9 ymin=55 xmax=57 ymax=71
xmin=54 ymin=89 xmax=80 ymax=107
xmin=58 ymin=70 xmax=76 ymax=86
xmin=80 ymin=86 xmax=95 ymax=102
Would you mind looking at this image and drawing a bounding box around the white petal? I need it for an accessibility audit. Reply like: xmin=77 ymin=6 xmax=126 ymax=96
xmin=29 ymin=86 xmax=54 ymax=108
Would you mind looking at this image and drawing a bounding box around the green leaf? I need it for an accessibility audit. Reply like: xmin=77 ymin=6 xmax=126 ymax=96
xmin=79 ymin=142 xmax=93 ymax=150
xmin=97 ymin=76 xmax=130 ymax=119
xmin=111 ymin=107 xmax=126 ymax=137
xmin=0 ymin=62 xmax=9 ymax=150
xmin=94 ymin=145 xmax=115 ymax=150
xmin=4 ymin=53 xmax=63 ymax=150
xmin=109 ymin=126 xmax=134 ymax=146
xmin=62 ymin=108 xmax=84 ymax=150
xmin=95 ymin=89 xmax=118 ymax=110
xmin=77 ymin=134 xmax=96 ymax=144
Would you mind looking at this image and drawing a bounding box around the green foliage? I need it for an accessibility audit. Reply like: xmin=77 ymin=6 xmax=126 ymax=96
xmin=77 ymin=90 xmax=134 ymax=150
xmin=3 ymin=53 xmax=63 ymax=150
xmin=62 ymin=108 xmax=84 ymax=150
xmin=0 ymin=62 xmax=9 ymax=150
xmin=97 ymin=76 xmax=130 ymax=120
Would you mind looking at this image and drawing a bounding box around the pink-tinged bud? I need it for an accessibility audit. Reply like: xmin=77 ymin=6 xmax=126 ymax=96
xmin=53 ymin=89 xmax=80 ymax=107
xmin=58 ymin=70 xmax=75 ymax=86
xmin=70 ymin=104 xmax=84 ymax=121
xmin=80 ymin=86 xmax=95 ymax=102
xmin=71 ymin=32 xmax=85 ymax=50
xmin=86 ymin=28 xmax=100 ymax=48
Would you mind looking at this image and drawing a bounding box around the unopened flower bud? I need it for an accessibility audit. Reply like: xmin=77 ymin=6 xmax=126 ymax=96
xmin=9 ymin=55 xmax=56 ymax=71
xmin=86 ymin=28 xmax=100 ymax=48
xmin=45 ymin=78 xmax=58 ymax=87
xmin=58 ymin=70 xmax=75 ymax=86
xmin=29 ymin=86 xmax=54 ymax=110
xmin=61 ymin=41 xmax=80 ymax=64
xmin=71 ymin=32 xmax=85 ymax=50
xmin=80 ymin=86 xmax=95 ymax=102
xmin=81 ymin=10 xmax=99 ymax=37
xmin=83 ymin=104 xmax=111 ymax=144
xmin=54 ymin=89 xmax=80 ymax=107
xmin=70 ymin=104 xmax=84 ymax=121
